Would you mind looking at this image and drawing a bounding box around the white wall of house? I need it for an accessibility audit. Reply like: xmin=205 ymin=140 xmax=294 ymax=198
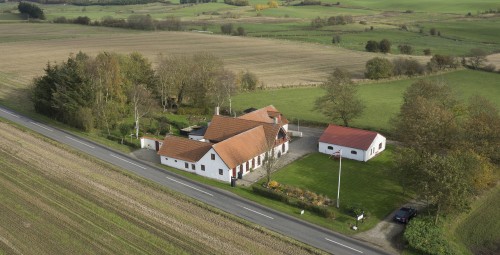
xmin=197 ymin=148 xmax=231 ymax=182
xmin=318 ymin=142 xmax=366 ymax=161
xmin=160 ymin=156 xmax=196 ymax=173
xmin=158 ymin=140 xmax=290 ymax=183
xmin=364 ymin=134 xmax=386 ymax=161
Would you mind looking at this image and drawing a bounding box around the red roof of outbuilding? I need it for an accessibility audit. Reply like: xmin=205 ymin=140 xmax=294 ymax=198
xmin=319 ymin=124 xmax=380 ymax=150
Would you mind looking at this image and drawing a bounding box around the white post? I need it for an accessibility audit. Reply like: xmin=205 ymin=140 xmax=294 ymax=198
xmin=229 ymin=98 xmax=232 ymax=116
xmin=336 ymin=149 xmax=342 ymax=208
xmin=297 ymin=119 xmax=300 ymax=132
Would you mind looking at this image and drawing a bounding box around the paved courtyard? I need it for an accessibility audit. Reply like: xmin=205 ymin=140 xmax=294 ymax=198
xmin=238 ymin=124 xmax=324 ymax=186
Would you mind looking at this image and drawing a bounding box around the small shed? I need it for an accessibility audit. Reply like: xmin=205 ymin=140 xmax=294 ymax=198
xmin=318 ymin=124 xmax=386 ymax=162
xmin=140 ymin=136 xmax=163 ymax=151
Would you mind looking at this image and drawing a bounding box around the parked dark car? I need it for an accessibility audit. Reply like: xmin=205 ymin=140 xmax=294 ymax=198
xmin=393 ymin=207 xmax=417 ymax=223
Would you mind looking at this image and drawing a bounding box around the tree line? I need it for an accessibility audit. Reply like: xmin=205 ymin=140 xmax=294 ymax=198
xmin=393 ymin=80 xmax=499 ymax=254
xmin=31 ymin=51 xmax=257 ymax=137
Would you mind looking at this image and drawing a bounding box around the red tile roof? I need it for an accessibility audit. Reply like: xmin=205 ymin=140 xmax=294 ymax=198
xmin=204 ymin=115 xmax=280 ymax=144
xmin=213 ymin=126 xmax=269 ymax=169
xmin=238 ymin=105 xmax=289 ymax=125
xmin=319 ymin=124 xmax=379 ymax=150
xmin=158 ymin=136 xmax=213 ymax=162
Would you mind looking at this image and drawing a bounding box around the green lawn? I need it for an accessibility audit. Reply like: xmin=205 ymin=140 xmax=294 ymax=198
xmin=232 ymin=70 xmax=500 ymax=134
xmin=271 ymin=148 xmax=407 ymax=225
xmin=159 ymin=146 xmax=407 ymax=234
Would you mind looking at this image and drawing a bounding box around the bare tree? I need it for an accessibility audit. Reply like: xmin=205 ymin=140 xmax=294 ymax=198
xmin=213 ymin=69 xmax=238 ymax=113
xmin=130 ymin=84 xmax=157 ymax=138
xmin=262 ymin=128 xmax=283 ymax=186
xmin=155 ymin=54 xmax=190 ymax=111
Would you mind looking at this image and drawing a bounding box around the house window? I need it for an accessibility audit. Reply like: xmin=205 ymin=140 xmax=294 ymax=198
xmin=282 ymin=143 xmax=286 ymax=152
xmin=175 ymin=160 xmax=177 ymax=162
xmin=257 ymin=156 xmax=261 ymax=165
xmin=379 ymin=143 xmax=383 ymax=149
xmin=165 ymin=157 xmax=168 ymax=160
xmin=211 ymin=153 xmax=215 ymax=160
xmin=351 ymin=150 xmax=357 ymax=155
xmin=201 ymin=165 xmax=205 ymax=171
xmin=191 ymin=164 xmax=195 ymax=170
xmin=327 ymin=146 xmax=333 ymax=150
xmin=219 ymin=169 xmax=223 ymax=175
xmin=185 ymin=162 xmax=189 ymax=168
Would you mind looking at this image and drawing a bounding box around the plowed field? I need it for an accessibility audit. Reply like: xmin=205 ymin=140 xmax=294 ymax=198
xmin=0 ymin=120 xmax=323 ymax=255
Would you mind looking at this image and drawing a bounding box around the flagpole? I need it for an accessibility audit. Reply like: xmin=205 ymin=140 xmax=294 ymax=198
xmin=336 ymin=149 xmax=342 ymax=208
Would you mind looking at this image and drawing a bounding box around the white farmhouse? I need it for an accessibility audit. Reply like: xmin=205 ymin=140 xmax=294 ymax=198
xmin=158 ymin=106 xmax=289 ymax=182
xmin=318 ymin=124 xmax=386 ymax=162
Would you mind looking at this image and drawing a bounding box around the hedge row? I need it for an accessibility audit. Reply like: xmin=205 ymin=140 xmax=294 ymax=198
xmin=252 ymin=185 xmax=335 ymax=218
xmin=106 ymin=135 xmax=141 ymax=149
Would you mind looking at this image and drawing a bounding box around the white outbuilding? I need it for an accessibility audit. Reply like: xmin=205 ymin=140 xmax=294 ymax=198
xmin=318 ymin=124 xmax=386 ymax=162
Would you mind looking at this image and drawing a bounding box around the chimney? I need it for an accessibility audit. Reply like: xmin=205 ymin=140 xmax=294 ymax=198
xmin=215 ymin=106 xmax=219 ymax=116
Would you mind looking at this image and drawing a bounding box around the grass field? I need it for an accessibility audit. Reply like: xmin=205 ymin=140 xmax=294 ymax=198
xmin=3 ymin=1 xmax=499 ymax=56
xmin=442 ymin=184 xmax=500 ymax=255
xmin=232 ymin=69 xmax=500 ymax=134
xmin=0 ymin=119 xmax=324 ymax=255
xmin=270 ymin=148 xmax=407 ymax=232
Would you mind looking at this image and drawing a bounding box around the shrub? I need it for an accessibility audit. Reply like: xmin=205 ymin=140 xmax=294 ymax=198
xmin=127 ymin=14 xmax=154 ymax=30
xmin=327 ymin=15 xmax=353 ymax=25
xmin=220 ymin=23 xmax=233 ymax=34
xmin=235 ymin=26 xmax=246 ymax=36
xmin=398 ymin=44 xmax=413 ymax=55
xmin=268 ymin=180 xmax=279 ymax=189
xmin=239 ymin=70 xmax=258 ymax=90
xmin=311 ymin=16 xmax=325 ymax=28
xmin=300 ymin=0 xmax=321 ymax=5
xmin=423 ymin=48 xmax=432 ymax=56
xmin=53 ymin=16 xmax=68 ymax=23
xmin=254 ymin=4 xmax=268 ymax=11
xmin=73 ymin=16 xmax=91 ymax=25
xmin=268 ymin=0 xmax=278 ymax=8
xmin=365 ymin=40 xmax=379 ymax=52
xmin=252 ymin=185 xmax=289 ymax=202
xmin=224 ymin=0 xmax=249 ymax=6
xmin=156 ymin=16 xmax=183 ymax=31
xmin=359 ymin=20 xmax=367 ymax=25
xmin=365 ymin=57 xmax=394 ymax=79
xmin=427 ymin=54 xmax=459 ymax=71
xmin=379 ymin=39 xmax=391 ymax=53
xmin=331 ymin=34 xmax=341 ymax=44
xmin=392 ymin=58 xmax=425 ymax=77
xmin=404 ymin=217 xmax=454 ymax=255
xmin=430 ymin=27 xmax=437 ymax=35
xmin=18 ymin=2 xmax=45 ymax=20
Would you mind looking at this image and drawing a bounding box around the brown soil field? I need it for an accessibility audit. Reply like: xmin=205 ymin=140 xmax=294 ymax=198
xmin=0 ymin=120 xmax=325 ymax=255
xmin=487 ymin=53 xmax=500 ymax=69
xmin=0 ymin=23 xmax=429 ymax=109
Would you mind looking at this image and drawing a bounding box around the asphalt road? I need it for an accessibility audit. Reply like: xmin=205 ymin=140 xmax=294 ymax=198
xmin=0 ymin=106 xmax=389 ymax=255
